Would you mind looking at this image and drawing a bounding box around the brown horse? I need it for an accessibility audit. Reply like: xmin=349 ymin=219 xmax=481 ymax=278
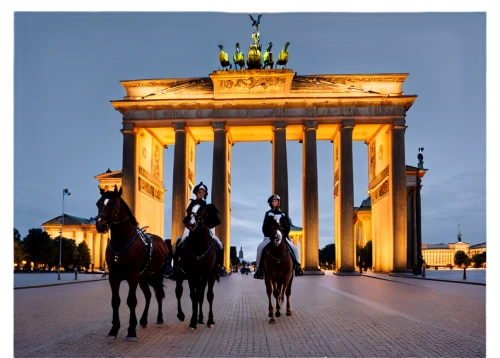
xmin=95 ymin=185 xmax=168 ymax=342
xmin=168 ymin=201 xmax=219 ymax=330
xmin=263 ymin=224 xmax=294 ymax=323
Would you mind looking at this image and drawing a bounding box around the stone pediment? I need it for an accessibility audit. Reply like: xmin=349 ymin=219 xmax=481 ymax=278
xmin=119 ymin=71 xmax=409 ymax=100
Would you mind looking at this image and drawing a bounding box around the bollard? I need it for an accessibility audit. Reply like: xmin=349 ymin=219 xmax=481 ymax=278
xmin=463 ymin=267 xmax=466 ymax=280
xmin=74 ymin=267 xmax=78 ymax=280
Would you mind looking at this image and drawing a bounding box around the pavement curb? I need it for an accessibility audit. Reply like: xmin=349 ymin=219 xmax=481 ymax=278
xmin=14 ymin=277 xmax=109 ymax=290
xmin=358 ymin=273 xmax=485 ymax=286
xmin=388 ymin=273 xmax=486 ymax=286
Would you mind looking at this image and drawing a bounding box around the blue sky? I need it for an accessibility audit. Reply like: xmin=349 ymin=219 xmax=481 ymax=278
xmin=12 ymin=11 xmax=489 ymax=264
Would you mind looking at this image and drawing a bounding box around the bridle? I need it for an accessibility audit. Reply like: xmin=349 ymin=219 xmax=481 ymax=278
xmin=96 ymin=196 xmax=129 ymax=233
xmin=266 ymin=226 xmax=289 ymax=264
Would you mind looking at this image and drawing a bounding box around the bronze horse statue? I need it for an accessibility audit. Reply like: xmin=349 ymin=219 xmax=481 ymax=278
xmin=166 ymin=200 xmax=220 ymax=330
xmin=95 ymin=185 xmax=168 ymax=341
xmin=263 ymin=223 xmax=294 ymax=323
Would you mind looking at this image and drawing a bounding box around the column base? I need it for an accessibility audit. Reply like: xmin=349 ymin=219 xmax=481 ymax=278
xmin=303 ymin=268 xmax=325 ymax=275
xmin=389 ymin=269 xmax=413 ymax=275
xmin=333 ymin=269 xmax=361 ymax=276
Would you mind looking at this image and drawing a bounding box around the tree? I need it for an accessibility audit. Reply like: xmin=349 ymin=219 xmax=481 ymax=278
xmin=471 ymin=252 xmax=486 ymax=268
xmin=76 ymin=241 xmax=92 ymax=269
xmin=22 ymin=228 xmax=54 ymax=269
xmin=356 ymin=240 xmax=373 ymax=268
xmin=14 ymin=228 xmax=21 ymax=242
xmin=14 ymin=240 xmax=25 ymax=270
xmin=48 ymin=238 xmax=77 ymax=269
xmin=319 ymin=243 xmax=335 ymax=265
xmin=454 ymin=250 xmax=471 ymax=268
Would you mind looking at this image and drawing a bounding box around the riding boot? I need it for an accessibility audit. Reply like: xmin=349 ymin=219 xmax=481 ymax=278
xmin=289 ymin=250 xmax=304 ymax=277
xmin=215 ymin=246 xmax=224 ymax=282
xmin=163 ymin=242 xmax=174 ymax=279
xmin=167 ymin=247 xmax=185 ymax=281
xmin=253 ymin=255 xmax=265 ymax=280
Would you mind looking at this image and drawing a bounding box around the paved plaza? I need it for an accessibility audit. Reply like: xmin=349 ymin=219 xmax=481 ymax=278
xmin=14 ymin=270 xmax=486 ymax=358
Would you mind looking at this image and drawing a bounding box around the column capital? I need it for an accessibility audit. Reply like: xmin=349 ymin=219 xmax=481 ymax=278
xmin=274 ymin=120 xmax=287 ymax=130
xmin=304 ymin=120 xmax=318 ymax=130
xmin=341 ymin=119 xmax=355 ymax=129
xmin=120 ymin=123 xmax=138 ymax=135
xmin=212 ymin=121 xmax=227 ymax=132
xmin=392 ymin=118 xmax=406 ymax=129
xmin=173 ymin=122 xmax=186 ymax=132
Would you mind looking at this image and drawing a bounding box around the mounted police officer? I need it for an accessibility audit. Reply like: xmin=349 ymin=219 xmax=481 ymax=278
xmin=164 ymin=181 xmax=225 ymax=281
xmin=254 ymin=194 xmax=304 ymax=279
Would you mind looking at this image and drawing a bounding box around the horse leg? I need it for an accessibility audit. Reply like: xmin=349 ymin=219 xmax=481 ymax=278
xmin=151 ymin=273 xmax=166 ymax=324
xmin=265 ymin=279 xmax=275 ymax=324
xmin=188 ymin=280 xmax=198 ymax=330
xmin=107 ymin=277 xmax=121 ymax=339
xmin=206 ymin=276 xmax=216 ymax=328
xmin=285 ymin=275 xmax=293 ymax=316
xmin=175 ymin=279 xmax=185 ymax=322
xmin=274 ymin=283 xmax=282 ymax=317
xmin=138 ymin=280 xmax=151 ymax=328
xmin=125 ymin=279 xmax=139 ymax=342
xmin=197 ymin=281 xmax=207 ymax=325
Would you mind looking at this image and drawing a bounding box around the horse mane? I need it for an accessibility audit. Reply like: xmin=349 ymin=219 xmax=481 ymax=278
xmin=118 ymin=195 xmax=139 ymax=226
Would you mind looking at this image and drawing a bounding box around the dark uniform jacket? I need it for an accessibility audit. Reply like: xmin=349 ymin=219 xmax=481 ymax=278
xmin=262 ymin=209 xmax=290 ymax=239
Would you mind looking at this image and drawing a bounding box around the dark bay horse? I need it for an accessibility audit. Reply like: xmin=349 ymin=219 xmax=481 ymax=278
xmin=263 ymin=224 xmax=294 ymax=323
xmin=95 ymin=185 xmax=168 ymax=342
xmin=168 ymin=201 xmax=219 ymax=330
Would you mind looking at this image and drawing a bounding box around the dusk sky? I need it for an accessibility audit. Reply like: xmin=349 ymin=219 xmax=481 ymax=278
xmin=11 ymin=10 xmax=490 ymax=263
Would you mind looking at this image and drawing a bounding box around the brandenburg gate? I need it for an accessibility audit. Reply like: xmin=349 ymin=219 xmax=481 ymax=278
xmin=110 ymin=69 xmax=417 ymax=274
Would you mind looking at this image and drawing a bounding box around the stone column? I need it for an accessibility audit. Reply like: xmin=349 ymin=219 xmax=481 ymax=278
xmin=101 ymin=232 xmax=108 ymax=269
xmin=92 ymin=233 xmax=99 ymax=270
xmin=302 ymin=120 xmax=320 ymax=272
xmin=211 ymin=122 xmax=230 ymax=268
xmin=171 ymin=122 xmax=188 ymax=241
xmin=391 ymin=118 xmax=408 ymax=272
xmin=338 ymin=119 xmax=356 ymax=273
xmin=272 ymin=120 xmax=289 ymax=214
xmin=121 ymin=123 xmax=138 ymax=213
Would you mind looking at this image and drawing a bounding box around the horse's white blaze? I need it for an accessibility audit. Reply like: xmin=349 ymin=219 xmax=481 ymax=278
xmin=103 ymin=198 xmax=110 ymax=206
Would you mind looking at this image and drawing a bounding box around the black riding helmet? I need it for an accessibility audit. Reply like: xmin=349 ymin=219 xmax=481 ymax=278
xmin=267 ymin=194 xmax=280 ymax=208
xmin=193 ymin=181 xmax=208 ymax=199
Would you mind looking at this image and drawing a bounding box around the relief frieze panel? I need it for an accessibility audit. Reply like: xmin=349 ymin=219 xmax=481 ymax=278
xmin=138 ymin=177 xmax=164 ymax=203
xmin=369 ymin=165 xmax=389 ymax=190
xmin=371 ymin=179 xmax=389 ymax=204
xmin=219 ymin=77 xmax=286 ymax=94
xmin=138 ymin=166 xmax=163 ymax=188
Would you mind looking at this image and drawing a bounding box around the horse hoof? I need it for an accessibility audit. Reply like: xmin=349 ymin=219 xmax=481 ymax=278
xmin=106 ymin=335 xmax=116 ymax=340
xmin=177 ymin=313 xmax=185 ymax=321
xmin=269 ymin=319 xmax=275 ymax=324
xmin=189 ymin=327 xmax=196 ymax=331
xmin=126 ymin=336 xmax=137 ymax=342
xmin=156 ymin=320 xmax=164 ymax=324
xmin=276 ymin=312 xmax=281 ymax=317
xmin=198 ymin=320 xmax=204 ymax=324
xmin=140 ymin=324 xmax=147 ymax=328
xmin=286 ymin=312 xmax=292 ymax=316
xmin=207 ymin=324 xmax=214 ymax=328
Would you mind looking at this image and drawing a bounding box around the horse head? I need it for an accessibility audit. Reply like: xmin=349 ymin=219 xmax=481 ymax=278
xmin=185 ymin=202 xmax=208 ymax=231
xmin=95 ymin=185 xmax=128 ymax=234
xmin=269 ymin=225 xmax=284 ymax=248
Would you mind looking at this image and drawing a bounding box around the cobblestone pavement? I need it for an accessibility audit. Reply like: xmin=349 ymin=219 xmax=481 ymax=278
xmin=14 ymin=271 xmax=486 ymax=358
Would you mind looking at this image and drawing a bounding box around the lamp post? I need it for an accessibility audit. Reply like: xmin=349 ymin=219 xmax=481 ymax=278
xmin=58 ymin=188 xmax=71 ymax=280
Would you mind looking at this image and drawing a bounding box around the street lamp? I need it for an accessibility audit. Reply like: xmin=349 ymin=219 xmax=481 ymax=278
xmin=58 ymin=188 xmax=71 ymax=280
